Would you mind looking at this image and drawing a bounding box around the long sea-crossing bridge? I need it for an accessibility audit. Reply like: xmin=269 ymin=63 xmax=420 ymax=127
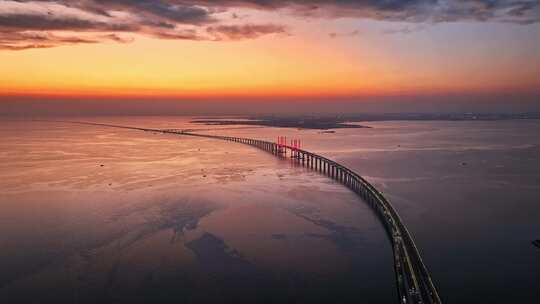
xmin=62 ymin=121 xmax=442 ymax=304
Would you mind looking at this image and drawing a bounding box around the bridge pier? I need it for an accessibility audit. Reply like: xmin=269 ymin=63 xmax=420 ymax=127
xmin=68 ymin=121 xmax=442 ymax=304
xmin=328 ymin=164 xmax=331 ymax=177
xmin=329 ymin=164 xmax=332 ymax=178
xmin=211 ymin=133 xmax=442 ymax=303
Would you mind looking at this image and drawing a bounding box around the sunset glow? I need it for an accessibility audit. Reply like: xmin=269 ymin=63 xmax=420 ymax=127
xmin=1 ymin=1 xmax=539 ymax=103
xmin=2 ymin=2 xmax=540 ymax=303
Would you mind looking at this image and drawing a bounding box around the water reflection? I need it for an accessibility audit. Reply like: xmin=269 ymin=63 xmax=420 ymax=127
xmin=210 ymin=119 xmax=540 ymax=303
xmin=0 ymin=119 xmax=393 ymax=303
xmin=2 ymin=117 xmax=540 ymax=303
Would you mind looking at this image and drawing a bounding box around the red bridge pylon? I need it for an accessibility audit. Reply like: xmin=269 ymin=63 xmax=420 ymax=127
xmin=290 ymin=139 xmax=303 ymax=159
xmin=276 ymin=136 xmax=287 ymax=155
xmin=275 ymin=136 xmax=304 ymax=159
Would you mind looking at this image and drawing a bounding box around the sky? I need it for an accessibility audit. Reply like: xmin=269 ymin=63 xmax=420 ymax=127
xmin=0 ymin=0 xmax=539 ymax=115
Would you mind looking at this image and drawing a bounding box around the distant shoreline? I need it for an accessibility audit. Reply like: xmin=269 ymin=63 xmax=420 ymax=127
xmin=190 ymin=118 xmax=370 ymax=130
xmin=191 ymin=113 xmax=540 ymax=130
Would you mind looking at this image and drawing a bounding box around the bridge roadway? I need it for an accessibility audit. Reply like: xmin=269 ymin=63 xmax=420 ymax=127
xmin=56 ymin=121 xmax=442 ymax=304
xmin=168 ymin=130 xmax=441 ymax=304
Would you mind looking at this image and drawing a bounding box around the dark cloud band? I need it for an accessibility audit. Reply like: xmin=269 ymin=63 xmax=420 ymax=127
xmin=0 ymin=0 xmax=538 ymax=50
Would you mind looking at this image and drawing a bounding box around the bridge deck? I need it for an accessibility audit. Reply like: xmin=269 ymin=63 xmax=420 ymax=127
xmin=52 ymin=121 xmax=442 ymax=304
xmin=174 ymin=130 xmax=442 ymax=304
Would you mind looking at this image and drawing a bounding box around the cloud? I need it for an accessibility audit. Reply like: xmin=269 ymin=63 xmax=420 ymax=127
xmin=101 ymin=33 xmax=134 ymax=44
xmin=0 ymin=43 xmax=53 ymax=50
xmin=328 ymin=29 xmax=359 ymax=38
xmin=207 ymin=24 xmax=287 ymax=40
xmin=382 ymin=24 xmax=427 ymax=35
xmin=200 ymin=0 xmax=540 ymax=24
xmin=0 ymin=0 xmax=288 ymax=49
xmin=0 ymin=0 xmax=539 ymax=50
xmin=0 ymin=1 xmax=138 ymax=31
xmin=0 ymin=30 xmax=134 ymax=50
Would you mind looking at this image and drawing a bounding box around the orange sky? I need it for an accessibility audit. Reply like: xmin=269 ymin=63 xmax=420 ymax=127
xmin=1 ymin=4 xmax=539 ymax=100
xmin=0 ymin=33 xmax=416 ymax=97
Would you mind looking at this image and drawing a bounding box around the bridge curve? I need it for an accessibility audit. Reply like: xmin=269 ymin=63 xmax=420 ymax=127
xmin=51 ymin=121 xmax=441 ymax=304
xmin=170 ymin=130 xmax=442 ymax=304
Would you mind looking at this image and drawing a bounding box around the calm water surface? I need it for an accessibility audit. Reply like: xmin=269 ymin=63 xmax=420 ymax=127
xmin=1 ymin=117 xmax=539 ymax=303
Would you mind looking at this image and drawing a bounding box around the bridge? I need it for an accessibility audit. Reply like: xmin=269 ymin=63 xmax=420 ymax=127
xmin=54 ymin=121 xmax=442 ymax=304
